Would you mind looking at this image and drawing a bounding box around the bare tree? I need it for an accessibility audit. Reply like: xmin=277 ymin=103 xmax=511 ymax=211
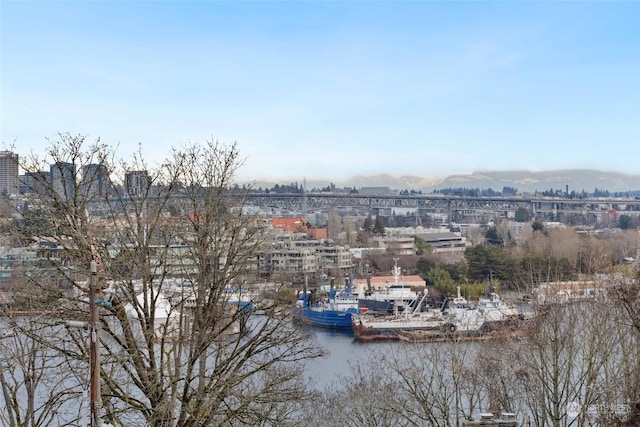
xmin=610 ymin=270 xmax=640 ymax=426
xmin=605 ymin=230 xmax=640 ymax=266
xmin=303 ymin=340 xmax=494 ymax=427
xmin=0 ymin=315 xmax=87 ymax=427
xmin=13 ymin=134 xmax=324 ymax=426
xmin=506 ymin=297 xmax=636 ymax=427
xmin=494 ymin=220 xmax=514 ymax=247
xmin=326 ymin=210 xmax=341 ymax=241
xmin=298 ymin=357 xmax=410 ymax=427
xmin=342 ymin=215 xmax=357 ymax=246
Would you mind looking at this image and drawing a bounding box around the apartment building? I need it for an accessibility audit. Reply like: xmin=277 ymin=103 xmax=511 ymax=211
xmin=260 ymin=232 xmax=352 ymax=277
xmin=0 ymin=151 xmax=19 ymax=195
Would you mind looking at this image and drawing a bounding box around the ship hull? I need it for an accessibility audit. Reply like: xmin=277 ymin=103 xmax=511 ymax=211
xmin=293 ymin=307 xmax=358 ymax=329
xmin=351 ymin=313 xmax=444 ymax=341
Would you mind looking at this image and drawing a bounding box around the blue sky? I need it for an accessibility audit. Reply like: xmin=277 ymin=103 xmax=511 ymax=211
xmin=1 ymin=1 xmax=639 ymax=183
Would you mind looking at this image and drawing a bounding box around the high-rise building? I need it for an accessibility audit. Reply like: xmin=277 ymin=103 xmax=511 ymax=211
xmin=0 ymin=151 xmax=19 ymax=195
xmin=51 ymin=162 xmax=76 ymax=201
xmin=19 ymin=171 xmax=49 ymax=195
xmin=125 ymin=170 xmax=150 ymax=198
xmin=81 ymin=163 xmax=109 ymax=197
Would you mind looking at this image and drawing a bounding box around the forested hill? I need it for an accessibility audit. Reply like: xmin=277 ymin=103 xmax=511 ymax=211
xmin=249 ymin=170 xmax=640 ymax=194
xmin=340 ymin=170 xmax=640 ymax=193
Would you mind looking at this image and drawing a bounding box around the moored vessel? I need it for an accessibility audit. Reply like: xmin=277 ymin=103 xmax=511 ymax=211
xmin=353 ymin=288 xmax=526 ymax=342
xmin=351 ymin=291 xmax=444 ymax=340
xmin=292 ymin=275 xmax=360 ymax=330
xmin=461 ymin=412 xmax=518 ymax=426
xmin=357 ymin=259 xmax=421 ymax=314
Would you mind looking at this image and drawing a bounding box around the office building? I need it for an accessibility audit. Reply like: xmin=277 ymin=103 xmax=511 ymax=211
xmin=125 ymin=170 xmax=150 ymax=197
xmin=51 ymin=162 xmax=76 ymax=201
xmin=81 ymin=163 xmax=109 ymax=197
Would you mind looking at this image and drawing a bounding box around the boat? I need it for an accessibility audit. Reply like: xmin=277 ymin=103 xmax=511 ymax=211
xmin=445 ymin=286 xmax=474 ymax=310
xmin=397 ymin=324 xmax=525 ymax=343
xmin=351 ymin=291 xmax=445 ymax=341
xmin=353 ymin=288 xmax=525 ymax=342
xmin=461 ymin=412 xmax=518 ymax=426
xmin=441 ymin=288 xmax=522 ymax=332
xmin=470 ymin=293 xmax=522 ymax=333
xmin=292 ymin=275 xmax=360 ymax=330
xmin=357 ymin=260 xmax=420 ymax=314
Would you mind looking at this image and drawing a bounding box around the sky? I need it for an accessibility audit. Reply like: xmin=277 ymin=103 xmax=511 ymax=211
xmin=1 ymin=1 xmax=639 ymax=183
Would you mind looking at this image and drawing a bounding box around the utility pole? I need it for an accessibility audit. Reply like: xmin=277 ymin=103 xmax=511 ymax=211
xmin=88 ymin=259 xmax=102 ymax=427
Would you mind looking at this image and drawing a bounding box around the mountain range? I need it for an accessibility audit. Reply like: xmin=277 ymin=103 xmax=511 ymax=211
xmin=251 ymin=170 xmax=640 ymax=194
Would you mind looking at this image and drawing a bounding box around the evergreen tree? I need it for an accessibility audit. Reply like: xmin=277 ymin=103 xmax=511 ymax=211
xmin=362 ymin=214 xmax=374 ymax=235
xmin=416 ymin=257 xmax=436 ymax=276
xmin=514 ymin=207 xmax=531 ymax=222
xmin=373 ymin=214 xmax=386 ymax=237
xmin=427 ymin=266 xmax=454 ymax=291
xmin=484 ymin=226 xmax=503 ymax=245
xmin=414 ymin=236 xmax=432 ymax=255
xmin=619 ymin=214 xmax=633 ymax=230
xmin=532 ymin=221 xmax=544 ymax=232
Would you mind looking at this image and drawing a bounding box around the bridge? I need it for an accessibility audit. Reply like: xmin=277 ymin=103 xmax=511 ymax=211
xmin=245 ymin=193 xmax=640 ymax=218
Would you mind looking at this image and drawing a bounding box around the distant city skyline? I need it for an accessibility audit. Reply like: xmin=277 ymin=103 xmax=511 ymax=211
xmin=2 ymin=1 xmax=638 ymax=182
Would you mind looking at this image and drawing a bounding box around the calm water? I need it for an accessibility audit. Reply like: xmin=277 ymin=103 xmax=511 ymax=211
xmin=301 ymin=326 xmax=398 ymax=390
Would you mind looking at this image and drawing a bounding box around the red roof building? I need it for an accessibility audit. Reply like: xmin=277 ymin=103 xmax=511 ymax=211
xmin=272 ymin=217 xmax=307 ymax=233
xmin=271 ymin=217 xmax=327 ymax=239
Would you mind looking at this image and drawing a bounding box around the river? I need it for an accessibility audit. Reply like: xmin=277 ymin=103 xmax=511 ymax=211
xmin=301 ymin=326 xmax=400 ymax=390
